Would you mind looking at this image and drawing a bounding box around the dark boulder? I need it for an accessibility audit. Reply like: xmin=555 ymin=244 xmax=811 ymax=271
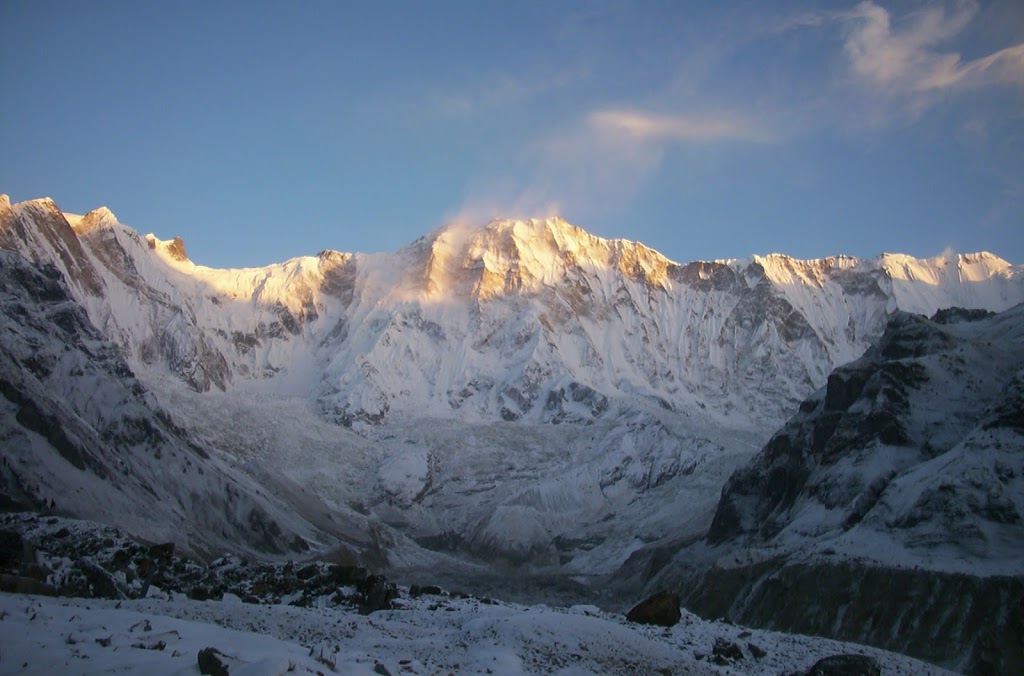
xmin=711 ymin=637 xmax=744 ymax=665
xmin=326 ymin=563 xmax=367 ymax=587
xmin=805 ymin=654 xmax=880 ymax=676
xmin=0 ymin=530 xmax=26 ymax=572
xmin=0 ymin=573 xmax=56 ymax=596
xmin=409 ymin=584 xmax=443 ymax=597
xmin=57 ymin=559 xmax=122 ymax=599
xmin=138 ymin=541 xmax=174 ymax=597
xmin=295 ymin=563 xmax=319 ymax=580
xmin=357 ymin=574 xmax=398 ymax=614
xmin=626 ymin=591 xmax=681 ymax=627
xmin=197 ymin=647 xmax=230 ymax=676
xmin=189 ymin=585 xmax=223 ymax=602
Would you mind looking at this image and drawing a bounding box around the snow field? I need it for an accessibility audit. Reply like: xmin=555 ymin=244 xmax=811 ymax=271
xmin=0 ymin=591 xmax=956 ymax=676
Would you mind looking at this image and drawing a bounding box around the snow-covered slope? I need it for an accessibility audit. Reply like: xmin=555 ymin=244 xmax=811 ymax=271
xmin=0 ymin=248 xmax=372 ymax=561
xmin=2 ymin=193 xmax=1023 ymax=578
xmin=3 ymin=589 xmax=955 ymax=676
xmin=0 ymin=514 xmax=955 ymax=676
xmin=4 ymin=195 xmax=1021 ymax=426
xmin=642 ymin=305 xmax=1024 ymax=673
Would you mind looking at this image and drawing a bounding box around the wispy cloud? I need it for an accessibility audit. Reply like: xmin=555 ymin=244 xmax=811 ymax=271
xmin=445 ymin=106 xmax=767 ymax=225
xmin=444 ymin=176 xmax=563 ymax=227
xmin=443 ymin=2 xmax=1024 ymax=227
xmin=432 ymin=68 xmax=586 ymax=117
xmin=737 ymin=1 xmax=1024 ymax=131
xmin=587 ymin=109 xmax=765 ymax=142
xmin=842 ymin=1 xmax=1024 ymax=103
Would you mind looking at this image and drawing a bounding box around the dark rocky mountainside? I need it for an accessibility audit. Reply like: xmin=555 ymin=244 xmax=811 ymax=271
xmin=707 ymin=307 xmax=1024 ymax=552
xmin=633 ymin=306 xmax=1024 ymax=674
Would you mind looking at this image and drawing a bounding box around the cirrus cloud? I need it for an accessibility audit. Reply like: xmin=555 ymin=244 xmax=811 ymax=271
xmin=587 ymin=108 xmax=766 ymax=142
xmin=447 ymin=106 xmax=769 ymax=227
xmin=843 ymin=1 xmax=1024 ymax=96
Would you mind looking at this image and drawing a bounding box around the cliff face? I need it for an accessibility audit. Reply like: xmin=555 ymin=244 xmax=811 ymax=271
xmin=679 ymin=560 xmax=1022 ymax=675
xmin=0 ymin=249 xmax=371 ymax=561
xmin=706 ymin=307 xmax=1024 ymax=570
xmin=642 ymin=306 xmax=1024 ymax=673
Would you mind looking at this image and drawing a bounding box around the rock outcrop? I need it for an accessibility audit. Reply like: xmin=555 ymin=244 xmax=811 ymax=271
xmin=643 ymin=306 xmax=1024 ymax=674
xmin=625 ymin=590 xmax=681 ymax=626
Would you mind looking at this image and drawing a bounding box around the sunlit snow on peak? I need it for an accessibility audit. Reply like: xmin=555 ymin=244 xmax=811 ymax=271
xmin=72 ymin=206 xmax=120 ymax=234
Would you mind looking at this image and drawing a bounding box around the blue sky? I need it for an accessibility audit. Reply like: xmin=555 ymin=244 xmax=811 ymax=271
xmin=1 ymin=1 xmax=1022 ymax=267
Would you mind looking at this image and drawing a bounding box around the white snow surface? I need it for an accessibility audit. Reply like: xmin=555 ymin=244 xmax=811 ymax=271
xmin=0 ymin=591 xmax=954 ymax=675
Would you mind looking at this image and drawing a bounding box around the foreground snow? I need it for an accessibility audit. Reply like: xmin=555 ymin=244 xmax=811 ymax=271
xmin=1 ymin=591 xmax=953 ymax=675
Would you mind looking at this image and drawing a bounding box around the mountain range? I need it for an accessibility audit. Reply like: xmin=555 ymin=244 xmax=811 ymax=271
xmin=2 ymin=193 xmax=1022 ymax=671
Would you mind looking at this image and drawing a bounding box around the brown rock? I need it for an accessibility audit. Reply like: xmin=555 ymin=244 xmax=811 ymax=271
xmin=805 ymin=654 xmax=881 ymax=676
xmin=197 ymin=647 xmax=230 ymax=676
xmin=626 ymin=591 xmax=681 ymax=627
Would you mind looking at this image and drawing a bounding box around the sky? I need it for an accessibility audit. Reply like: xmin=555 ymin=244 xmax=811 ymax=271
xmin=1 ymin=0 xmax=1022 ymax=268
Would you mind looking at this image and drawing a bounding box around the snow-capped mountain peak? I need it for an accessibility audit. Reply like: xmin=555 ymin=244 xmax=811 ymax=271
xmin=748 ymin=252 xmax=861 ymax=288
xmin=3 ymin=196 xmax=1022 ymax=422
xmin=879 ymin=250 xmax=1013 ymax=282
xmin=145 ymin=232 xmax=190 ymax=263
xmin=71 ymin=206 xmax=120 ymax=234
xmin=412 ymin=216 xmax=674 ymax=301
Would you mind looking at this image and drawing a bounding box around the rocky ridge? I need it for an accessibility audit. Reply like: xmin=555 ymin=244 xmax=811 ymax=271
xmin=4 ymin=196 xmax=1021 ymax=429
xmin=635 ymin=305 xmax=1024 ymax=674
